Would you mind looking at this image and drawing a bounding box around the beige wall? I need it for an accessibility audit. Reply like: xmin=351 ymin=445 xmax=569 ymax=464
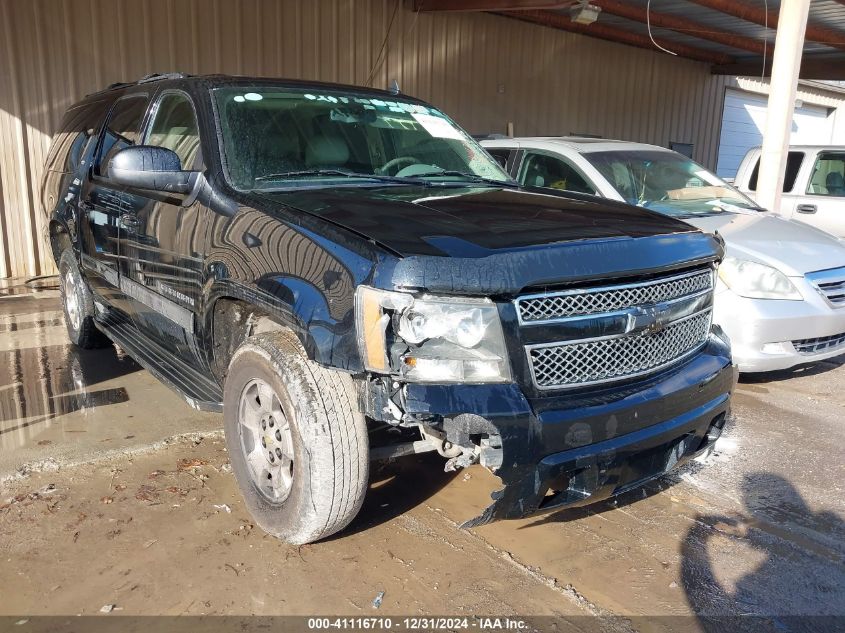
xmin=0 ymin=0 xmax=731 ymax=279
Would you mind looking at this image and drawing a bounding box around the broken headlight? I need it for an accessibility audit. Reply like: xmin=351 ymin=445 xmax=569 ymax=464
xmin=355 ymin=286 xmax=512 ymax=384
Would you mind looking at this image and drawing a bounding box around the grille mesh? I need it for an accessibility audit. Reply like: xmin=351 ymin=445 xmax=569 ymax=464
xmin=529 ymin=310 xmax=712 ymax=388
xmin=793 ymin=332 xmax=845 ymax=355
xmin=518 ymin=269 xmax=713 ymax=322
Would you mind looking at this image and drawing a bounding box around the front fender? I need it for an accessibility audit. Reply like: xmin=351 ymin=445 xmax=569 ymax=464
xmin=203 ymin=274 xmax=362 ymax=373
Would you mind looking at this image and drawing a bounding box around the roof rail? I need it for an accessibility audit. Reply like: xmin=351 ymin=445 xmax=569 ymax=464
xmin=137 ymin=72 xmax=190 ymax=84
xmin=85 ymin=72 xmax=189 ymax=98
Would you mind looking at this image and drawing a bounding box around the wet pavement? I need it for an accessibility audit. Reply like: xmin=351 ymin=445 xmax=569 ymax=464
xmin=1 ymin=288 xmax=843 ymax=629
xmin=0 ymin=284 xmax=219 ymax=479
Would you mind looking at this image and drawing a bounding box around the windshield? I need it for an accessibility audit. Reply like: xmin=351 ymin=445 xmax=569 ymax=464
xmin=213 ymin=87 xmax=512 ymax=190
xmin=584 ymin=150 xmax=762 ymax=218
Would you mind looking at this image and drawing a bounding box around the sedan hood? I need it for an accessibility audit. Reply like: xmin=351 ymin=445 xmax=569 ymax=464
xmin=686 ymin=212 xmax=845 ymax=276
xmin=256 ymin=185 xmax=696 ymax=257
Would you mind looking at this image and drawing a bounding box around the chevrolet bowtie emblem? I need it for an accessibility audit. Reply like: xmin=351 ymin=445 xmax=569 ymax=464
xmin=628 ymin=305 xmax=670 ymax=335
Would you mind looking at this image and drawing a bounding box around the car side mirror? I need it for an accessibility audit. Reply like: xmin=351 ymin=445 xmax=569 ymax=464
xmin=108 ymin=145 xmax=197 ymax=194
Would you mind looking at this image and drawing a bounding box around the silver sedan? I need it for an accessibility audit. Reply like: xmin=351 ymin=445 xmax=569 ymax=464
xmin=481 ymin=137 xmax=845 ymax=372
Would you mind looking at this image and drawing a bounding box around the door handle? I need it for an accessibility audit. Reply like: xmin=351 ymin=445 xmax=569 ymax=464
xmin=797 ymin=204 xmax=817 ymax=214
xmin=120 ymin=213 xmax=140 ymax=229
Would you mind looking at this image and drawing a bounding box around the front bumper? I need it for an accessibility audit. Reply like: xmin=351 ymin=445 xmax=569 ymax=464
xmin=400 ymin=335 xmax=735 ymax=524
xmin=714 ymin=283 xmax=845 ymax=372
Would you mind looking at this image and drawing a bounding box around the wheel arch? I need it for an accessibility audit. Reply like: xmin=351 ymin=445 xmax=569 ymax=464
xmin=204 ymin=282 xmax=319 ymax=383
xmin=49 ymin=219 xmax=73 ymax=264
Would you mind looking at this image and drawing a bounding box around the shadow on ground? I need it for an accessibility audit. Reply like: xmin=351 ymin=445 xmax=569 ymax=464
xmin=739 ymin=355 xmax=845 ymax=385
xmin=680 ymin=472 xmax=845 ymax=633
xmin=337 ymin=452 xmax=459 ymax=538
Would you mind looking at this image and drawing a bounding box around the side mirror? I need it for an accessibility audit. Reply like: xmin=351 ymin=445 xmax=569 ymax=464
xmin=108 ymin=145 xmax=196 ymax=194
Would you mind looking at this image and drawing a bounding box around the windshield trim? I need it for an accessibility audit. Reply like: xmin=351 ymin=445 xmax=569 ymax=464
xmin=210 ymin=85 xmax=513 ymax=194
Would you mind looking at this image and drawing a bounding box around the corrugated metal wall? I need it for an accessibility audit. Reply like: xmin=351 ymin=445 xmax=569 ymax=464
xmin=0 ymin=0 xmax=732 ymax=279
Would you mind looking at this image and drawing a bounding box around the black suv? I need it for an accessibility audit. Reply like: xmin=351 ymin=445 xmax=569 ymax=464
xmin=42 ymin=74 xmax=734 ymax=544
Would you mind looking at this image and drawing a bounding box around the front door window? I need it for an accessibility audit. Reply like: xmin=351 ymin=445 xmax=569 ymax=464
xmin=146 ymin=93 xmax=201 ymax=169
xmin=807 ymin=152 xmax=845 ymax=197
xmin=517 ymin=152 xmax=597 ymax=195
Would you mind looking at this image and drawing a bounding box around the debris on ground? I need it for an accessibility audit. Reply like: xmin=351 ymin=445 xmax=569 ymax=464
xmin=99 ymin=604 xmax=116 ymax=613
xmin=372 ymin=591 xmax=385 ymax=609
xmin=101 ymin=496 xmax=114 ymax=504
xmin=2 ymin=484 xmax=58 ymax=508
xmin=135 ymin=485 xmax=158 ymax=502
xmin=177 ymin=458 xmax=208 ymax=471
xmin=213 ymin=504 xmax=231 ymax=513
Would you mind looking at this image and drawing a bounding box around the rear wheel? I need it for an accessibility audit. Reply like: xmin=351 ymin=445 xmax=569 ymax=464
xmin=223 ymin=331 xmax=368 ymax=544
xmin=58 ymin=250 xmax=109 ymax=349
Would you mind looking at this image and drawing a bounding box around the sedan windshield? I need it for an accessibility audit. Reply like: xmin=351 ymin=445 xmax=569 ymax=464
xmin=584 ymin=150 xmax=762 ymax=218
xmin=213 ymin=87 xmax=512 ymax=190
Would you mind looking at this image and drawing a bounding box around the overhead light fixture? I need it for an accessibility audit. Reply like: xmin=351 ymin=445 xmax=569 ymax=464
xmin=571 ymin=1 xmax=601 ymax=25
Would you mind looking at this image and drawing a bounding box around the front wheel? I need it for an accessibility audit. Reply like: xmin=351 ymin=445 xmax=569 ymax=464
xmin=223 ymin=331 xmax=369 ymax=544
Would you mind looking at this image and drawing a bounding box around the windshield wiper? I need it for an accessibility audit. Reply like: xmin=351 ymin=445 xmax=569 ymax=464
xmin=412 ymin=169 xmax=519 ymax=188
xmin=254 ymin=169 xmax=427 ymax=186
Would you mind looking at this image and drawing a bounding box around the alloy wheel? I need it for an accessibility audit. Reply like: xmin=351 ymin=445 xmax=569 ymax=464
xmin=237 ymin=378 xmax=295 ymax=503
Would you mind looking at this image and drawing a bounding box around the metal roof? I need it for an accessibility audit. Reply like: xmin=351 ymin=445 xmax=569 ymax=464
xmin=416 ymin=1 xmax=845 ymax=80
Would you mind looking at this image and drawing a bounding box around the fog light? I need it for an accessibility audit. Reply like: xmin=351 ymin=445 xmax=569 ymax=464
xmin=761 ymin=342 xmax=791 ymax=355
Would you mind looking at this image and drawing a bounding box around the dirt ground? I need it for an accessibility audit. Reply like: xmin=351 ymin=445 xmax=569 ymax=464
xmin=1 ymin=286 xmax=843 ymax=631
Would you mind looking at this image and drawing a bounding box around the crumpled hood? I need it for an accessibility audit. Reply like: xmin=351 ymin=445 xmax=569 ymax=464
xmin=686 ymin=212 xmax=845 ymax=276
xmin=256 ymin=185 xmax=696 ymax=257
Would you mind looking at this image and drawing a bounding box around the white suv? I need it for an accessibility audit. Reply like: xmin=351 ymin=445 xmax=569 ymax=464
xmin=733 ymin=146 xmax=845 ymax=238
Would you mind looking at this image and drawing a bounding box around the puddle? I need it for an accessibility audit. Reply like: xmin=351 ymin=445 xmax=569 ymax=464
xmin=0 ymin=298 xmax=142 ymax=451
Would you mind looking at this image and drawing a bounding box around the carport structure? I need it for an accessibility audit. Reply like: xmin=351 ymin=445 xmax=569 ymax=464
xmin=421 ymin=0 xmax=845 ymax=213
xmin=420 ymin=0 xmax=845 ymax=80
xmin=1 ymin=0 xmax=845 ymax=279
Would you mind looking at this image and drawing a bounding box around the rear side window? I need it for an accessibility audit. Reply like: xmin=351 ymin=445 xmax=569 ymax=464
xmin=747 ymin=152 xmax=804 ymax=192
xmin=145 ymin=92 xmax=201 ymax=169
xmin=807 ymin=152 xmax=845 ymax=197
xmin=95 ymin=95 xmax=149 ymax=176
xmin=45 ymin=99 xmax=110 ymax=174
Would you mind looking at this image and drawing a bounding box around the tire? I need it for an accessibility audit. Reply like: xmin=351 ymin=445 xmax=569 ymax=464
xmin=223 ymin=331 xmax=369 ymax=544
xmin=58 ymin=250 xmax=110 ymax=349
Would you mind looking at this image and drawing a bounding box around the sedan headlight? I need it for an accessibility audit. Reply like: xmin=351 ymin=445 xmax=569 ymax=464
xmin=355 ymin=286 xmax=512 ymax=383
xmin=718 ymin=256 xmax=802 ymax=300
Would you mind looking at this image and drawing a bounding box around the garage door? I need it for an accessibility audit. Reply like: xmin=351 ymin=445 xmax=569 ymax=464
xmin=716 ymin=89 xmax=834 ymax=178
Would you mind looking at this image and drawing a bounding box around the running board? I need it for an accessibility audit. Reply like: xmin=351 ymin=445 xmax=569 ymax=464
xmin=95 ymin=311 xmax=223 ymax=412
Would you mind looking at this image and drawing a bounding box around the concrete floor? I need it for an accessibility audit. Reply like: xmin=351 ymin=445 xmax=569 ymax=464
xmin=1 ymin=286 xmax=843 ymax=630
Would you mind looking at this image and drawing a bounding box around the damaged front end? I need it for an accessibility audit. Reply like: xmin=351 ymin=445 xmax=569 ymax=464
xmin=362 ymin=343 xmax=733 ymax=528
xmin=355 ymin=234 xmax=735 ymax=526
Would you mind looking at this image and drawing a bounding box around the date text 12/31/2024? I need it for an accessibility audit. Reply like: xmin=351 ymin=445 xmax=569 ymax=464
xmin=307 ymin=617 xmax=529 ymax=630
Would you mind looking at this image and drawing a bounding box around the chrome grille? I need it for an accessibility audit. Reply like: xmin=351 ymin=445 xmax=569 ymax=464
xmin=793 ymin=332 xmax=845 ymax=355
xmin=806 ymin=267 xmax=845 ymax=308
xmin=517 ymin=268 xmax=714 ymax=323
xmin=528 ymin=310 xmax=712 ymax=389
